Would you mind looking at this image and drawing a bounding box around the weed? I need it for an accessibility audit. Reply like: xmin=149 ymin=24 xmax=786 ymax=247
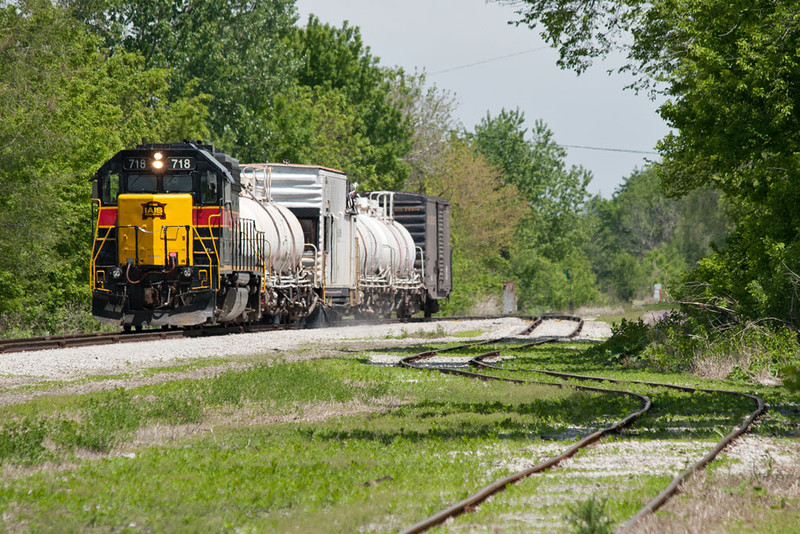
xmin=564 ymin=497 xmax=614 ymax=534
xmin=0 ymin=418 xmax=49 ymax=464
xmin=75 ymin=388 xmax=143 ymax=451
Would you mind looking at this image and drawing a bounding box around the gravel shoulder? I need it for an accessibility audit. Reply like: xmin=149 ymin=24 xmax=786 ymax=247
xmin=0 ymin=317 xmax=535 ymax=384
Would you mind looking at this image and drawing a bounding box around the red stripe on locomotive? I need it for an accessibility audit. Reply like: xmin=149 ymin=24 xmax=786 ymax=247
xmin=98 ymin=207 xmax=222 ymax=227
xmin=194 ymin=207 xmax=222 ymax=226
xmin=97 ymin=207 xmax=117 ymax=227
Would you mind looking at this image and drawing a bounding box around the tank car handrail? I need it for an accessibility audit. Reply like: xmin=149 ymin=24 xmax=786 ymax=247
xmin=193 ymin=212 xmax=222 ymax=290
xmin=354 ymin=237 xmax=361 ymax=302
xmin=240 ymin=165 xmax=273 ymax=201
xmin=416 ymin=246 xmax=425 ymax=282
xmin=382 ymin=244 xmax=395 ymax=286
xmin=368 ymin=191 xmax=395 ymax=220
xmin=303 ymin=243 xmax=319 ymax=287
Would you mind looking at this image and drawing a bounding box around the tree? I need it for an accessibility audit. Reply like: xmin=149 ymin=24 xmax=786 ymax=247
xmin=499 ymin=0 xmax=800 ymax=324
xmin=0 ymin=1 xmax=203 ymax=334
xmin=389 ymin=71 xmax=459 ymax=193
xmin=472 ymin=110 xmax=592 ymax=257
xmin=427 ymin=138 xmax=524 ymax=259
xmin=427 ymin=138 xmax=525 ymax=314
xmin=64 ymin=0 xmax=299 ymax=160
xmin=470 ymin=109 xmax=596 ymax=310
xmin=264 ymin=86 xmax=372 ymax=182
xmin=288 ymin=16 xmax=412 ymax=189
xmin=585 ymin=168 xmax=728 ymax=301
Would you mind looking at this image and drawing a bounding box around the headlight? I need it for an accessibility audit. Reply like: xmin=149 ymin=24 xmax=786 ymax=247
xmin=181 ymin=267 xmax=193 ymax=278
xmin=110 ymin=267 xmax=122 ymax=279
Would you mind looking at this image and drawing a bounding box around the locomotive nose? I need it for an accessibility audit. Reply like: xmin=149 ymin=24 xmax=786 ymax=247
xmin=117 ymin=194 xmax=193 ymax=267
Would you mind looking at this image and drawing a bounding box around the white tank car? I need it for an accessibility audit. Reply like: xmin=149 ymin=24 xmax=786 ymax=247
xmin=238 ymin=195 xmax=303 ymax=274
xmin=355 ymin=194 xmax=416 ymax=279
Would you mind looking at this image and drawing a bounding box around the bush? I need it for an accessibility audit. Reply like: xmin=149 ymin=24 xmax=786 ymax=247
xmin=591 ymin=311 xmax=800 ymax=384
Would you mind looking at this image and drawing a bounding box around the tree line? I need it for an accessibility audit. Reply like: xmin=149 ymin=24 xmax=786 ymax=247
xmin=0 ymin=0 xmax=728 ymax=337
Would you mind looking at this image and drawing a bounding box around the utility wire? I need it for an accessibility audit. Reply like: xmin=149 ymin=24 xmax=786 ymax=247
xmin=428 ymin=46 xmax=550 ymax=76
xmin=426 ymin=48 xmax=660 ymax=156
xmin=557 ymin=144 xmax=659 ymax=155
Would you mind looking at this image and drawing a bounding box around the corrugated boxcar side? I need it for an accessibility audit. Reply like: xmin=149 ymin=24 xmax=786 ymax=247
xmin=392 ymin=193 xmax=452 ymax=300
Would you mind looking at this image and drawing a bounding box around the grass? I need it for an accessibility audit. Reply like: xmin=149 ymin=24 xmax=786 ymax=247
xmin=1 ymin=334 xmax=798 ymax=532
xmin=590 ymin=302 xmax=675 ymax=325
xmin=382 ymin=326 xmax=484 ymax=340
xmin=0 ymin=347 xmax=640 ymax=532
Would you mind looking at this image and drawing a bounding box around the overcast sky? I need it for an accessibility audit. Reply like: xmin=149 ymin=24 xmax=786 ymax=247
xmin=295 ymin=0 xmax=670 ymax=197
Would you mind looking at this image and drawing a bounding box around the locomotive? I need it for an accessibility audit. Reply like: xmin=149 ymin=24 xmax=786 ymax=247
xmin=90 ymin=142 xmax=451 ymax=330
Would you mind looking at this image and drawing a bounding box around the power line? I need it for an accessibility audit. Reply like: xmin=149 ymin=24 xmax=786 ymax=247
xmin=556 ymin=144 xmax=659 ymax=155
xmin=428 ymin=46 xmax=550 ymax=76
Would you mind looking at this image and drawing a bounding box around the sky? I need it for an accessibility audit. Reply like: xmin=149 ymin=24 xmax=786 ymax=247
xmin=295 ymin=0 xmax=671 ymax=197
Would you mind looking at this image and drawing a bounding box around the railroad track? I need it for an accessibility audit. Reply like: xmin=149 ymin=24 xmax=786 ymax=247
xmin=396 ymin=315 xmax=766 ymax=533
xmin=0 ymin=314 xmax=536 ymax=355
xmin=0 ymin=323 xmax=294 ymax=354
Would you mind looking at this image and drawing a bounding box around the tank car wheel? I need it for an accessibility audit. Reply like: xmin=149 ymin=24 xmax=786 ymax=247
xmin=424 ymin=297 xmax=438 ymax=318
xmin=123 ymin=324 xmax=132 ymax=333
xmin=305 ymin=305 xmax=329 ymax=328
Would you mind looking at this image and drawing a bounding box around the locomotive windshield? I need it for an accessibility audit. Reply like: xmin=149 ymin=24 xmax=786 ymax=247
xmin=121 ymin=172 xmax=213 ymax=201
xmin=127 ymin=174 xmax=157 ymax=192
xmin=163 ymin=174 xmax=193 ymax=193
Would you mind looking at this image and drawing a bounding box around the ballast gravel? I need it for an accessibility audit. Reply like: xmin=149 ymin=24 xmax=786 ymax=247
xmin=0 ymin=317 xmax=614 ymax=382
xmin=0 ymin=317 xmax=537 ymax=382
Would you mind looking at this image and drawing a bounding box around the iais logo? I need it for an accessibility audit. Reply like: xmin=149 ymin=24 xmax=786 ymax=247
xmin=141 ymin=201 xmax=167 ymax=220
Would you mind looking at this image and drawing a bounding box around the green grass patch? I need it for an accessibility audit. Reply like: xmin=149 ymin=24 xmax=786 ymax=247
xmin=0 ymin=349 xmax=638 ymax=532
xmin=382 ymin=325 xmax=484 ymax=340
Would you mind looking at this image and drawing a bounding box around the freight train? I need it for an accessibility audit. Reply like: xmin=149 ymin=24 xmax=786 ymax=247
xmin=90 ymin=142 xmax=451 ymax=330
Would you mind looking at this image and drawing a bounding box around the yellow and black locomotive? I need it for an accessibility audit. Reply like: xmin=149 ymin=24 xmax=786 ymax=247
xmin=91 ymin=143 xmax=266 ymax=330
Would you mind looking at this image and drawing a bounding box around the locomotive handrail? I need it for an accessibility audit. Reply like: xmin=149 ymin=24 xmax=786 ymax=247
xmin=90 ymin=199 xmax=113 ymax=292
xmin=237 ymin=221 xmax=269 ymax=283
xmin=207 ymin=212 xmax=222 ymax=290
xmin=160 ymin=225 xmax=191 ymax=267
xmin=191 ymin=220 xmax=218 ymax=290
